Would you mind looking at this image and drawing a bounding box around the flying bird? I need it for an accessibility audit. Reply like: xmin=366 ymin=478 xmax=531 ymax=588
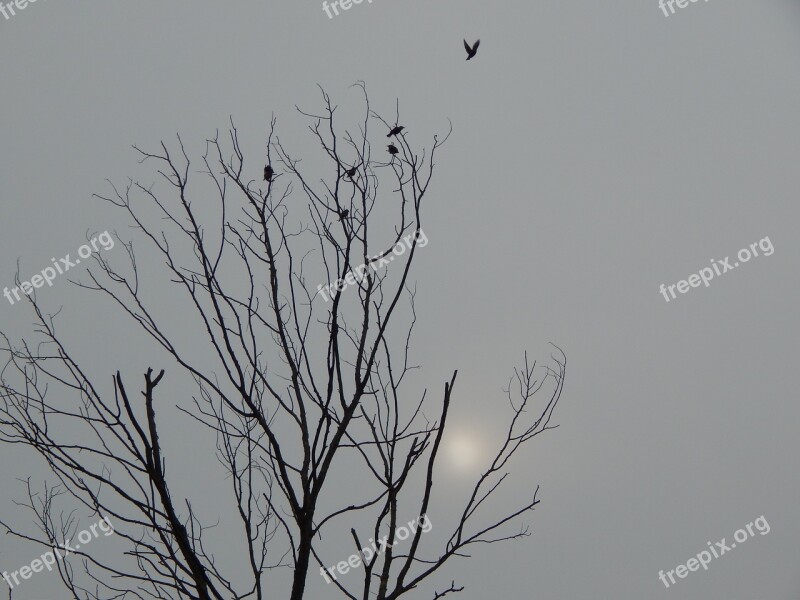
xmin=263 ymin=164 xmax=274 ymax=181
xmin=464 ymin=39 xmax=480 ymax=60
xmin=387 ymin=144 xmax=399 ymax=155
xmin=387 ymin=125 xmax=404 ymax=137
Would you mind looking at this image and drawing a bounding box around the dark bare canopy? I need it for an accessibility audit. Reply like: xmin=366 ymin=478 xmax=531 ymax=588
xmin=0 ymin=83 xmax=566 ymax=600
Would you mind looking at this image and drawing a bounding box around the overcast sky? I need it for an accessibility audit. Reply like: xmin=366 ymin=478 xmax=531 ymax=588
xmin=2 ymin=1 xmax=800 ymax=598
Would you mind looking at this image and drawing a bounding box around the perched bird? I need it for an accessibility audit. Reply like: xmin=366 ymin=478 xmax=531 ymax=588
xmin=387 ymin=144 xmax=399 ymax=155
xmin=339 ymin=209 xmax=349 ymax=220
xmin=387 ymin=125 xmax=404 ymax=137
xmin=263 ymin=164 xmax=274 ymax=181
xmin=345 ymin=166 xmax=358 ymax=178
xmin=464 ymin=39 xmax=480 ymax=60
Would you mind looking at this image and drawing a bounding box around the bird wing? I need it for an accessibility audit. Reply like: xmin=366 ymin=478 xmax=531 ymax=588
xmin=472 ymin=39 xmax=480 ymax=52
xmin=464 ymin=39 xmax=472 ymax=53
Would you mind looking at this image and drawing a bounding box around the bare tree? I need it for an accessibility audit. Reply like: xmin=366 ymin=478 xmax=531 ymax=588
xmin=0 ymin=83 xmax=566 ymax=600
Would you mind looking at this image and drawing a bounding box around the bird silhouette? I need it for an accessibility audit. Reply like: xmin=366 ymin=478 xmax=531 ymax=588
xmin=464 ymin=39 xmax=480 ymax=60
xmin=387 ymin=125 xmax=404 ymax=137
xmin=339 ymin=209 xmax=349 ymax=220
xmin=263 ymin=164 xmax=274 ymax=181
xmin=345 ymin=165 xmax=358 ymax=178
xmin=387 ymin=144 xmax=399 ymax=155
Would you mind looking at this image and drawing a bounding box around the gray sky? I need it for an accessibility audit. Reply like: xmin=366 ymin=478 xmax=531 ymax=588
xmin=2 ymin=0 xmax=800 ymax=598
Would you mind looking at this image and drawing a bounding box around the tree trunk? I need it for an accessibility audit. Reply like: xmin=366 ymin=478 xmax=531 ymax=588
xmin=289 ymin=529 xmax=313 ymax=600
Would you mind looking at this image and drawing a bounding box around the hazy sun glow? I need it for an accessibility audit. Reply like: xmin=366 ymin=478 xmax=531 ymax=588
xmin=444 ymin=430 xmax=484 ymax=472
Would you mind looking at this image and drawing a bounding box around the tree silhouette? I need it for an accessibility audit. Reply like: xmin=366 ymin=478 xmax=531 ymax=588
xmin=0 ymin=83 xmax=566 ymax=600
